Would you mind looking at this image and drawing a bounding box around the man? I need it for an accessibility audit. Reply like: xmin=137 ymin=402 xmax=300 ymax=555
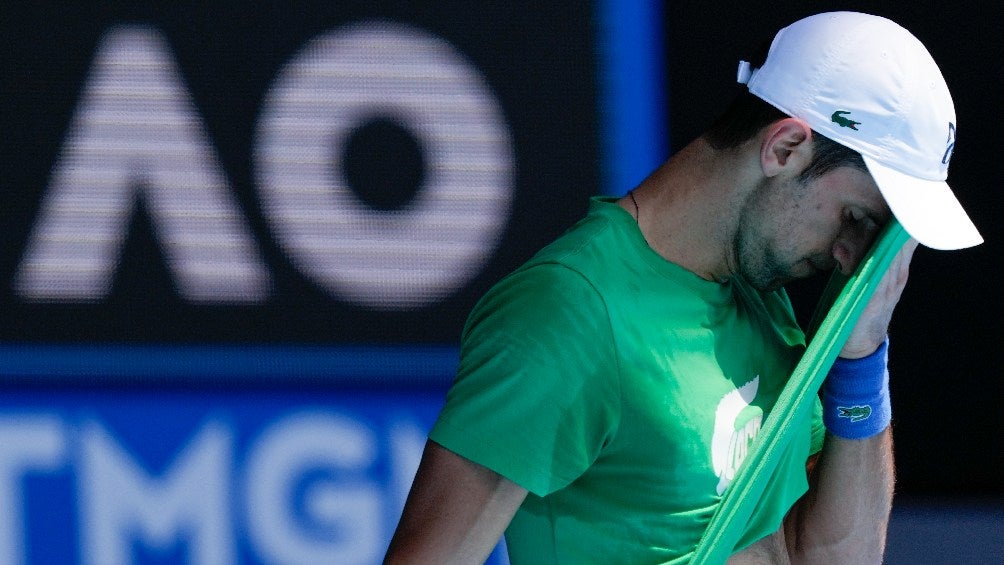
xmin=385 ymin=12 xmax=981 ymax=564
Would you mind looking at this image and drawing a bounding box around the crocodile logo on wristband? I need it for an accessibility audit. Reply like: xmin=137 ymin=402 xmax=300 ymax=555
xmin=837 ymin=405 xmax=872 ymax=422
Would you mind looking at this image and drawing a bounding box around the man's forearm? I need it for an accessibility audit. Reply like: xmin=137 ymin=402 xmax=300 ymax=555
xmin=786 ymin=427 xmax=894 ymax=563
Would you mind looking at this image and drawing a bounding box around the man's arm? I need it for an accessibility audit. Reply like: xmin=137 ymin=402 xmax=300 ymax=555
xmin=785 ymin=429 xmax=894 ymax=563
xmin=384 ymin=439 xmax=528 ymax=564
xmin=784 ymin=239 xmax=918 ymax=563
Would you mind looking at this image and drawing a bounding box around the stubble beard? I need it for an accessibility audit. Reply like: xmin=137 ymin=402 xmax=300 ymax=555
xmin=733 ymin=225 xmax=792 ymax=293
xmin=732 ymin=178 xmax=798 ymax=293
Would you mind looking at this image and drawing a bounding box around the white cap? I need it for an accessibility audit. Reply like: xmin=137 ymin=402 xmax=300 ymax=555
xmin=737 ymin=12 xmax=982 ymax=250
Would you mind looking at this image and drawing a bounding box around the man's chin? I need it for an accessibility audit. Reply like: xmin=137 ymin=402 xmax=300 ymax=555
xmin=743 ymin=260 xmax=816 ymax=293
xmin=750 ymin=276 xmax=789 ymax=293
xmin=792 ymin=260 xmax=822 ymax=279
xmin=759 ymin=267 xmax=814 ymax=292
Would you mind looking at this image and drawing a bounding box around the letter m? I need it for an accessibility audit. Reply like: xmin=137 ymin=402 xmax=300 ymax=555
xmin=79 ymin=420 xmax=234 ymax=565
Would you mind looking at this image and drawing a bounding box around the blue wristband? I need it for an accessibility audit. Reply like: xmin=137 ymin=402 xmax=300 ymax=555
xmin=822 ymin=338 xmax=891 ymax=439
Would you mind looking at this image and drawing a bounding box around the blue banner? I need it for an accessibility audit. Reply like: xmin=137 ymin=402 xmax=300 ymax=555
xmin=0 ymin=386 xmax=507 ymax=564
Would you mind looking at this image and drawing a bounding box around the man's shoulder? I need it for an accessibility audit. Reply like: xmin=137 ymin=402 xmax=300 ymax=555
xmin=521 ymin=198 xmax=628 ymax=273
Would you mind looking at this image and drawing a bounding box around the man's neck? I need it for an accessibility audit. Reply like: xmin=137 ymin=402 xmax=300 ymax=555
xmin=620 ymin=137 xmax=758 ymax=283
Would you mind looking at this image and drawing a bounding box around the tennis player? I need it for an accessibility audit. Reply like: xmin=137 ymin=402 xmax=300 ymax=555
xmin=385 ymin=12 xmax=981 ymax=564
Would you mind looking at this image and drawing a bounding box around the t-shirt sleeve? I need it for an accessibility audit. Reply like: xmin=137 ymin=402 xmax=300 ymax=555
xmin=429 ymin=262 xmax=621 ymax=497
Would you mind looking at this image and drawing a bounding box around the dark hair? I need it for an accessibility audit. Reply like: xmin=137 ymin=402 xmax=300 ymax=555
xmin=705 ymin=91 xmax=867 ymax=183
xmin=704 ymin=37 xmax=866 ymax=182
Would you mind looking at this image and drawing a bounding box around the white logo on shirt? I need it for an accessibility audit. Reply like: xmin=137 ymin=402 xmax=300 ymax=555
xmin=711 ymin=377 xmax=763 ymax=495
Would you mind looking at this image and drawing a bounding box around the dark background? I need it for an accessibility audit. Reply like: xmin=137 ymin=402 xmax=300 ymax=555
xmin=0 ymin=1 xmax=598 ymax=344
xmin=0 ymin=1 xmax=999 ymax=501
xmin=662 ymin=1 xmax=1002 ymax=497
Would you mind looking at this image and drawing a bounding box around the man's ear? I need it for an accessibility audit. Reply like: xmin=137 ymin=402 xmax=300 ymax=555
xmin=760 ymin=118 xmax=813 ymax=178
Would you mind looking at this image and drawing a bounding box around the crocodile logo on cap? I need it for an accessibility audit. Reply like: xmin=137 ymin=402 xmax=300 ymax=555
xmin=831 ymin=110 xmax=861 ymax=130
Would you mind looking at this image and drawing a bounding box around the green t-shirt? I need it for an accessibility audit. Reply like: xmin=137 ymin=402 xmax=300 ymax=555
xmin=430 ymin=197 xmax=825 ymax=564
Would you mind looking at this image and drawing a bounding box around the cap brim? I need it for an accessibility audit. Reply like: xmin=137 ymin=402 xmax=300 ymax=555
xmin=863 ymin=155 xmax=983 ymax=250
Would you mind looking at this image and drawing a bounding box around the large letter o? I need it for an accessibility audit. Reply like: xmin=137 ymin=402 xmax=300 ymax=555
xmin=254 ymin=21 xmax=515 ymax=309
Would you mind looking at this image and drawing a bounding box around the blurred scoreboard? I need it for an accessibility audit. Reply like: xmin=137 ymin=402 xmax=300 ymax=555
xmin=0 ymin=2 xmax=664 ymax=563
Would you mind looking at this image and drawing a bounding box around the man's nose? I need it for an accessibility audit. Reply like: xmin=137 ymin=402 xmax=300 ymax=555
xmin=832 ymin=221 xmax=882 ymax=274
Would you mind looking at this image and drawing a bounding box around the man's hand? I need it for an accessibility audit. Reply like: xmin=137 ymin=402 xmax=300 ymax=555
xmin=840 ymin=238 xmax=919 ymax=359
xmin=786 ymin=237 xmax=915 ymax=561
